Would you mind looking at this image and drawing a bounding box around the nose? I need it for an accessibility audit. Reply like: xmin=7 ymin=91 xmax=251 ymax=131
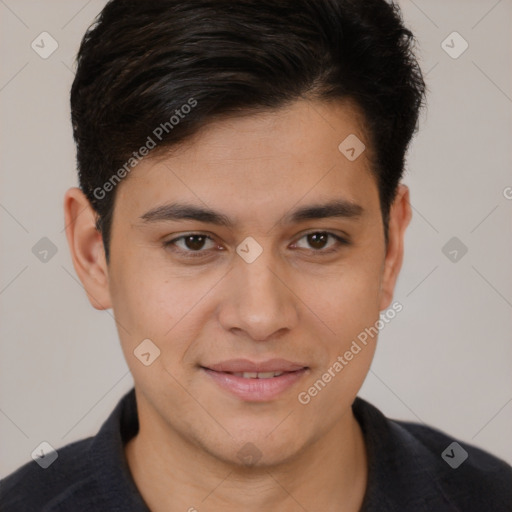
xmin=218 ymin=252 xmax=299 ymax=342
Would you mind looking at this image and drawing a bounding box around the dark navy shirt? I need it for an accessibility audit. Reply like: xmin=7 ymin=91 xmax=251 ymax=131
xmin=1 ymin=388 xmax=511 ymax=511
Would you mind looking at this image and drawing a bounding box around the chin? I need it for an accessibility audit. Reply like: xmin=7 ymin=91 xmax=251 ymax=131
xmin=207 ymin=429 xmax=307 ymax=470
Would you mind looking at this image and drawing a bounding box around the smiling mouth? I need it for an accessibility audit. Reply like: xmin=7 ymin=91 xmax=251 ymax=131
xmin=200 ymin=367 xmax=307 ymax=379
xmin=200 ymin=365 xmax=309 ymax=401
xmin=222 ymin=371 xmax=286 ymax=379
xmin=201 ymin=366 xmax=309 ymax=379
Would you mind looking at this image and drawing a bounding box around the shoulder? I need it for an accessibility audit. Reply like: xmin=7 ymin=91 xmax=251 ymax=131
xmin=0 ymin=437 xmax=99 ymax=512
xmin=0 ymin=388 xmax=145 ymax=512
xmin=353 ymin=397 xmax=512 ymax=511
xmin=395 ymin=419 xmax=512 ymax=509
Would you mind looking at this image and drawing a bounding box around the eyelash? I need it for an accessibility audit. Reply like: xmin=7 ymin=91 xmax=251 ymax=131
xmin=163 ymin=231 xmax=350 ymax=259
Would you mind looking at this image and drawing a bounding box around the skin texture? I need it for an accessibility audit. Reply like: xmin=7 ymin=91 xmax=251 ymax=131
xmin=64 ymin=99 xmax=412 ymax=512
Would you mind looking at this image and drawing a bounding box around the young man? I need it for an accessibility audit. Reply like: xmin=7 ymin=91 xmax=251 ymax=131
xmin=1 ymin=0 xmax=511 ymax=510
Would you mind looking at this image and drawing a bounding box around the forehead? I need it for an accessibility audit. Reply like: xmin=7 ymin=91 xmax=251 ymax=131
xmin=115 ymin=99 xmax=379 ymax=225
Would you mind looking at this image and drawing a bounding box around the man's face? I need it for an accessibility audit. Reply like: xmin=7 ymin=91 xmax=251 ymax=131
xmin=99 ymin=99 xmax=402 ymax=466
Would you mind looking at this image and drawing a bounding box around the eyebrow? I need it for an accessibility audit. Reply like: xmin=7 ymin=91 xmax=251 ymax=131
xmin=138 ymin=199 xmax=364 ymax=227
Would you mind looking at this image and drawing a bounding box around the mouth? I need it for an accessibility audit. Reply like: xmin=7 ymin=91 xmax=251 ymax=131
xmin=225 ymin=371 xmax=288 ymax=379
xmin=200 ymin=359 xmax=309 ymax=402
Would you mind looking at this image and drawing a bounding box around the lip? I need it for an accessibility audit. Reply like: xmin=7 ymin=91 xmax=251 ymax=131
xmin=201 ymin=359 xmax=309 ymax=402
xmin=204 ymin=358 xmax=307 ymax=373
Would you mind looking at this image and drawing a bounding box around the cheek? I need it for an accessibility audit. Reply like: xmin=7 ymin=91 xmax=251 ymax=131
xmin=108 ymin=257 xmax=174 ymax=353
xmin=109 ymin=260 xmax=218 ymax=367
xmin=301 ymin=256 xmax=383 ymax=339
xmin=116 ymin=289 xmax=193 ymax=347
xmin=295 ymin=266 xmax=382 ymax=419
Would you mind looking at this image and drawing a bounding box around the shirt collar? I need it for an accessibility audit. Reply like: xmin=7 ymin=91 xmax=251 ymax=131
xmin=86 ymin=387 xmax=150 ymax=511
xmin=352 ymin=396 xmax=462 ymax=511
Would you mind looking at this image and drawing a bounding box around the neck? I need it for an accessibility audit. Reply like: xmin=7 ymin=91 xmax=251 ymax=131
xmin=125 ymin=392 xmax=368 ymax=512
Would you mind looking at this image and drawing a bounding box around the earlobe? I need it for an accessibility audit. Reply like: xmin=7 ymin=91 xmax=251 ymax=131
xmin=63 ymin=187 xmax=112 ymax=310
xmin=378 ymin=184 xmax=412 ymax=311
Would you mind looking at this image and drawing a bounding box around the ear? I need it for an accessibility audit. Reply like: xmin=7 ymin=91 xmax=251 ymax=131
xmin=378 ymin=184 xmax=412 ymax=311
xmin=63 ymin=187 xmax=112 ymax=310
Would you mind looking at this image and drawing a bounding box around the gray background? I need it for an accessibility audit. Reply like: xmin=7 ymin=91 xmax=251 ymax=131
xmin=1 ymin=0 xmax=511 ymax=477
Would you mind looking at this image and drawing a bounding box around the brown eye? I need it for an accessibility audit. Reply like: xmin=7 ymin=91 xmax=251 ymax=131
xmin=306 ymin=232 xmax=329 ymax=249
xmin=182 ymin=235 xmax=208 ymax=251
xmin=294 ymin=231 xmax=347 ymax=252
xmin=164 ymin=233 xmax=217 ymax=256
